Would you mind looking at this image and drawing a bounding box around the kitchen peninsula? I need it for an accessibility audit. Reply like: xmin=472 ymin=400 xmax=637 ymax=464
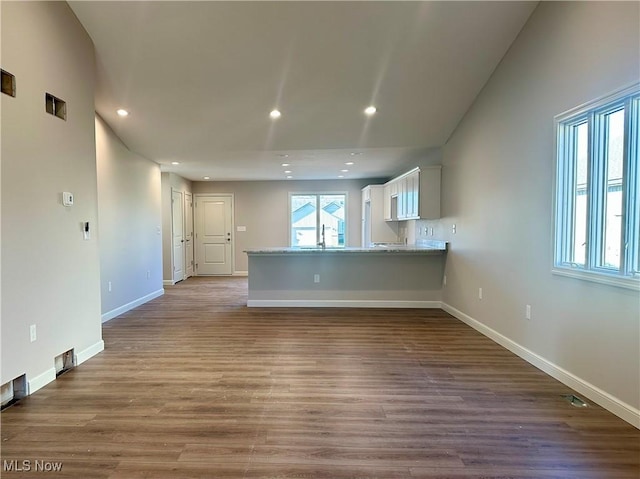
xmin=245 ymin=241 xmax=447 ymax=307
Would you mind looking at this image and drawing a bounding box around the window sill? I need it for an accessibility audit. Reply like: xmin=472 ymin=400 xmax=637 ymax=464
xmin=552 ymin=267 xmax=639 ymax=291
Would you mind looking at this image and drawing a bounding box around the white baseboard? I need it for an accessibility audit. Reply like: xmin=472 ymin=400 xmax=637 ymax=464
xmin=25 ymin=339 xmax=105 ymax=397
xmin=441 ymin=302 xmax=640 ymax=429
xmin=163 ymin=279 xmax=176 ymax=286
xmin=233 ymin=271 xmax=248 ymax=277
xmin=75 ymin=340 xmax=105 ymax=365
xmin=247 ymin=299 xmax=442 ymax=308
xmin=1 ymin=382 xmax=15 ymax=405
xmin=27 ymin=368 xmax=56 ymax=395
xmin=101 ymin=289 xmax=164 ymax=323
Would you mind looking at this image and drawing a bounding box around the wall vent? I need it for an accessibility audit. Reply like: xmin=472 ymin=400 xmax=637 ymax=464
xmin=1 ymin=69 xmax=16 ymax=97
xmin=55 ymin=349 xmax=75 ymax=377
xmin=562 ymin=394 xmax=588 ymax=408
xmin=45 ymin=92 xmax=66 ymax=120
xmin=1 ymin=374 xmax=27 ymax=411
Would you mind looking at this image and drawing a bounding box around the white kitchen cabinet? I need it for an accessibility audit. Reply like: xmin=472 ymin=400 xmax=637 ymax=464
xmin=383 ymin=184 xmax=392 ymax=220
xmin=383 ymin=166 xmax=441 ymax=221
xmin=362 ymin=185 xmax=399 ymax=246
xmin=405 ymin=169 xmax=419 ymax=219
xmin=383 ymin=181 xmax=398 ymax=221
xmin=397 ymin=176 xmax=407 ymax=220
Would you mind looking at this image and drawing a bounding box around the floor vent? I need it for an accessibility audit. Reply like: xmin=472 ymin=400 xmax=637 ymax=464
xmin=1 ymin=375 xmax=27 ymax=411
xmin=55 ymin=349 xmax=75 ymax=377
xmin=563 ymin=394 xmax=588 ymax=408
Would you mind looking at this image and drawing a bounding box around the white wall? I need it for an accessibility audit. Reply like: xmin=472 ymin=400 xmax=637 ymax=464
xmin=433 ymin=1 xmax=639 ymax=423
xmin=96 ymin=115 xmax=163 ymax=321
xmin=1 ymin=2 xmax=103 ymax=391
xmin=193 ymin=179 xmax=382 ymax=273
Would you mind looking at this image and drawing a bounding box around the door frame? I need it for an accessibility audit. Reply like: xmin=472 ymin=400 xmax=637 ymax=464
xmin=194 ymin=193 xmax=235 ymax=276
xmin=171 ymin=188 xmax=184 ymax=284
xmin=184 ymin=192 xmax=194 ymax=279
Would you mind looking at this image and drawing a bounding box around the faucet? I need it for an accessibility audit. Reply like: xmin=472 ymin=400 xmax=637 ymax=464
xmin=318 ymin=224 xmax=326 ymax=249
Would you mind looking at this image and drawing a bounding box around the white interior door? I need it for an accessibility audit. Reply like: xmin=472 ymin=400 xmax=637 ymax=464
xmin=171 ymin=190 xmax=184 ymax=283
xmin=195 ymin=195 xmax=233 ymax=275
xmin=184 ymin=192 xmax=194 ymax=278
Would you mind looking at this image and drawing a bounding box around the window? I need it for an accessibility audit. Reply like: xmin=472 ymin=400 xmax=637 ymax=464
xmin=290 ymin=193 xmax=346 ymax=247
xmin=554 ymin=83 xmax=639 ymax=290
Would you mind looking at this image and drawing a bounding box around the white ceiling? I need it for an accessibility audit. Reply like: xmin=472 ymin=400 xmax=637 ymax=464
xmin=68 ymin=1 xmax=537 ymax=181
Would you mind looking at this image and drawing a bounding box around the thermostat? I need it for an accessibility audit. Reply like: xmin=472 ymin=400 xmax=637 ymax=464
xmin=62 ymin=192 xmax=74 ymax=206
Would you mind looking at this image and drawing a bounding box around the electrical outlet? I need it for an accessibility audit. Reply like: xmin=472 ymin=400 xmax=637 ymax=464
xmin=146 ymin=271 xmax=151 ymax=279
xmin=525 ymin=304 xmax=531 ymax=320
xmin=108 ymin=281 xmax=112 ymax=292
xmin=429 ymin=227 xmax=434 ymax=236
xmin=30 ymin=325 xmax=37 ymax=342
xmin=478 ymin=287 xmax=483 ymax=300
xmin=452 ymin=224 xmax=457 ymax=234
xmin=443 ymin=275 xmax=447 ymax=286
xmin=314 ymin=274 xmax=320 ymax=283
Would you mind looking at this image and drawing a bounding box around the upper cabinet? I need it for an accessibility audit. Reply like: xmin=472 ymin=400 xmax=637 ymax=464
xmin=384 ymin=166 xmax=441 ymax=221
xmin=383 ymin=181 xmax=397 ymax=221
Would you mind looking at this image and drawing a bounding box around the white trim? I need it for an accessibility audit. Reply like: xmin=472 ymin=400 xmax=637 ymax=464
xmin=441 ymin=302 xmax=640 ymax=429
xmin=555 ymin=82 xmax=640 ymax=121
xmin=101 ymin=288 xmax=164 ymax=323
xmin=1 ymin=382 xmax=15 ymax=405
xmin=247 ymin=299 xmax=441 ymax=308
xmin=171 ymin=188 xmax=184 ymax=284
xmin=75 ymin=340 xmax=105 ymax=366
xmin=163 ymin=279 xmax=176 ymax=286
xmin=552 ymin=267 xmax=640 ymax=291
xmin=27 ymin=368 xmax=56 ymax=395
xmin=233 ymin=270 xmax=248 ymax=277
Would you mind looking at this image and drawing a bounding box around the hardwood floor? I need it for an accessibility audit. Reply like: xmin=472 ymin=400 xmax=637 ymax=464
xmin=2 ymin=277 xmax=638 ymax=478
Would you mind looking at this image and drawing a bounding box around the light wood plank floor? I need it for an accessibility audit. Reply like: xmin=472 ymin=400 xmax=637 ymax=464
xmin=2 ymin=277 xmax=638 ymax=478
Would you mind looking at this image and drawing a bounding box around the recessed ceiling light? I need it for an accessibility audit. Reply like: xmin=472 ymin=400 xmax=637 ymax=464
xmin=284 ymin=170 xmax=292 ymax=174
xmin=345 ymin=162 xmax=354 ymax=166
xmin=286 ymin=175 xmax=293 ymax=179
xmin=116 ymin=109 xmax=129 ymax=117
xmin=171 ymin=161 xmax=180 ymax=165
xmin=203 ymin=176 xmax=210 ymax=180
xmin=279 ymin=154 xmax=289 ymax=158
xmin=270 ymin=109 xmax=281 ymax=119
xmin=281 ymin=163 xmax=290 ymax=167
xmin=341 ymin=169 xmax=349 ymax=173
xmin=350 ymin=152 xmax=361 ymax=156
xmin=338 ymin=175 xmax=344 ymax=178
xmin=364 ymin=106 xmax=377 ymax=116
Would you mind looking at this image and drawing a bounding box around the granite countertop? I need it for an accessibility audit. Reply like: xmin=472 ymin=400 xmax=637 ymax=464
xmin=245 ymin=241 xmax=447 ymax=255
